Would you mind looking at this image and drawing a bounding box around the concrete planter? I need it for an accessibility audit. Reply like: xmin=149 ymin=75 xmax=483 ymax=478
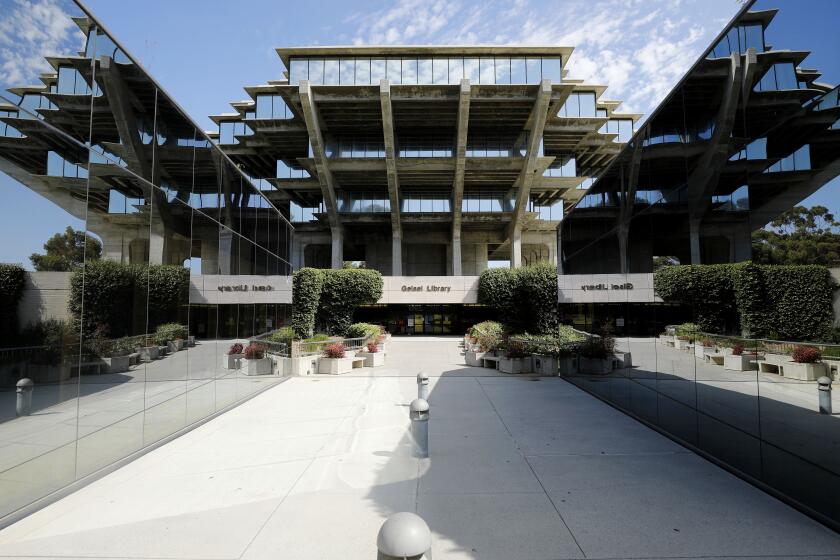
xmin=187 ymin=336 xmax=196 ymax=347
xmin=318 ymin=357 xmax=354 ymax=375
xmin=724 ymin=353 xmax=758 ymax=371
xmin=557 ymin=356 xmax=579 ymax=376
xmin=290 ymin=355 xmax=319 ymax=376
xmin=674 ymin=338 xmax=691 ymax=351
xmin=224 ymin=353 xmax=243 ymax=369
xmin=105 ymin=355 xmax=130 ymax=374
xmin=357 ymin=351 xmax=385 ymax=367
xmin=763 ymin=353 xmax=789 ymax=366
xmin=168 ymin=339 xmax=185 ymax=352
xmin=579 ymin=357 xmax=612 ymax=375
xmin=499 ymin=357 xmax=531 ymax=374
xmin=376 ymin=342 xmax=387 ymax=354
xmin=614 ymin=352 xmax=632 ymax=368
xmin=531 ymin=354 xmax=558 ymax=375
xmin=782 ymin=361 xmax=826 ymax=381
xmin=140 ymin=346 xmax=160 ymax=362
xmin=158 ymin=345 xmax=168 ymax=357
xmin=465 ymin=350 xmax=488 ymax=367
xmin=245 ymin=358 xmax=273 ymax=376
xmin=694 ymin=344 xmax=714 ymax=360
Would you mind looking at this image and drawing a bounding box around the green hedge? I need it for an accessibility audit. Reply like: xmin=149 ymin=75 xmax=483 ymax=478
xmin=654 ymin=263 xmax=837 ymax=341
xmin=0 ymin=264 xmax=26 ymax=340
xmin=69 ymin=261 xmax=188 ymax=338
xmin=291 ymin=268 xmax=383 ymax=337
xmin=477 ymin=262 xmax=558 ymax=333
xmin=290 ymin=268 xmax=324 ymax=338
xmin=346 ymin=322 xmax=382 ymax=340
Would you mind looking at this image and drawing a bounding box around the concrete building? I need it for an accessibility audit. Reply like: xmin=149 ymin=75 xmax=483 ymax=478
xmin=209 ymin=47 xmax=639 ymax=275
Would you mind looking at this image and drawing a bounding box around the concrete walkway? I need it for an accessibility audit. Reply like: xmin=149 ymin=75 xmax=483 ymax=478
xmin=0 ymin=336 xmax=838 ymax=559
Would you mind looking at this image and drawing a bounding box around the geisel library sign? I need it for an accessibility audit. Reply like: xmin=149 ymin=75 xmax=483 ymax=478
xmin=558 ymin=273 xmax=659 ymax=303
xmin=379 ymin=277 xmax=479 ymax=303
xmin=190 ymin=275 xmax=293 ymax=304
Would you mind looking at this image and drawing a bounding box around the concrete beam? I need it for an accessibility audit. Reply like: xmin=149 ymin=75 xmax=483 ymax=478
xmin=299 ymin=80 xmax=343 ymax=267
xmin=380 ymin=80 xmax=402 ymax=275
xmin=686 ymin=52 xmax=743 ymax=264
xmin=452 ymin=79 xmax=471 ymax=276
xmin=508 ymin=79 xmax=553 ymax=267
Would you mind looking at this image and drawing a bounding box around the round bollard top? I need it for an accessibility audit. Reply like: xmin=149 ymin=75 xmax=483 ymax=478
xmin=16 ymin=378 xmax=33 ymax=389
xmin=416 ymin=372 xmax=429 ymax=382
xmin=818 ymin=376 xmax=832 ymax=387
xmin=377 ymin=512 xmax=431 ymax=557
xmin=410 ymin=398 xmax=429 ymax=413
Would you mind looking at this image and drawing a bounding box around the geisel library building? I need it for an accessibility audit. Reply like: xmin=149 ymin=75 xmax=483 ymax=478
xmin=1 ymin=1 xmax=838 ymax=340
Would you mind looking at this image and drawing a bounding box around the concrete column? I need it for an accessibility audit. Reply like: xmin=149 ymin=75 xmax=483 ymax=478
xmin=689 ymin=218 xmax=702 ymax=265
xmin=218 ymin=228 xmax=233 ymax=274
xmin=149 ymin=222 xmax=166 ymax=265
xmin=730 ymin=224 xmax=752 ymax=262
xmin=476 ymin=243 xmax=489 ymax=274
xmin=451 ymin=231 xmax=462 ymax=276
xmin=617 ymin=223 xmax=629 ymax=273
xmin=510 ymin=228 xmax=522 ymax=268
xmin=331 ymin=228 xmax=343 ymax=269
xmin=391 ymin=232 xmax=402 ymax=276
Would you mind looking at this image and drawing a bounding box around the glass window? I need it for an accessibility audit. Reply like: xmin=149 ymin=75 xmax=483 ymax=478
xmin=355 ymin=58 xmax=371 ymax=84
xmin=744 ymin=23 xmax=764 ymax=52
xmin=510 ymin=57 xmax=526 ymax=83
xmin=432 ymin=58 xmax=448 ymax=84
xmin=289 ymin=59 xmax=307 ymax=84
xmin=542 ymin=57 xmax=561 ymax=83
xmin=579 ymin=92 xmax=596 ymax=116
xmin=479 ymin=58 xmax=495 ymax=84
xmin=495 ymin=58 xmax=511 ymax=84
xmin=448 ymin=57 xmax=463 ymax=84
xmin=371 ymin=59 xmax=386 ymax=83
xmin=418 ymin=58 xmax=433 ymax=84
xmin=402 ymin=58 xmax=418 ymax=84
xmin=526 ymin=58 xmax=541 ymax=83
xmin=324 ymin=58 xmax=339 ymax=84
xmin=339 ymin=59 xmax=355 ymax=85
xmin=308 ymin=59 xmax=324 ymax=84
xmin=256 ymin=94 xmax=272 ymax=119
xmin=387 ymin=58 xmax=402 ymax=84
xmin=464 ymin=58 xmax=480 ymax=82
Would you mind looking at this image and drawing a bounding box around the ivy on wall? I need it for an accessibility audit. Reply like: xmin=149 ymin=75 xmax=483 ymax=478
xmin=69 ymin=261 xmax=189 ymax=338
xmin=291 ymin=268 xmax=383 ymax=337
xmin=0 ymin=263 xmax=26 ymax=340
xmin=654 ymin=263 xmax=837 ymax=341
xmin=477 ymin=262 xmax=558 ymax=334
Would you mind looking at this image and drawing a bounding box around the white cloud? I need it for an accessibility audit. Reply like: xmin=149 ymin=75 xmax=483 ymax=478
xmin=0 ymin=0 xmax=83 ymax=93
xmin=345 ymin=0 xmax=741 ymax=118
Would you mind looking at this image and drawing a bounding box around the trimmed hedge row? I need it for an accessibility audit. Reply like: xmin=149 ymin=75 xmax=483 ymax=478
xmin=291 ymin=268 xmax=383 ymax=338
xmin=69 ymin=261 xmax=189 ymax=338
xmin=654 ymin=263 xmax=837 ymax=341
xmin=477 ymin=262 xmax=558 ymax=334
xmin=0 ymin=264 xmax=26 ymax=340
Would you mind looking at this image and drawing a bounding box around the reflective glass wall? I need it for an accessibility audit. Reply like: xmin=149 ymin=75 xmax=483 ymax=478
xmin=0 ymin=0 xmax=293 ymax=522
xmin=559 ymin=0 xmax=840 ymax=529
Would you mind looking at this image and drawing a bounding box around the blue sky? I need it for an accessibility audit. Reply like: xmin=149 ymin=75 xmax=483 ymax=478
xmin=0 ymin=0 xmax=837 ymax=267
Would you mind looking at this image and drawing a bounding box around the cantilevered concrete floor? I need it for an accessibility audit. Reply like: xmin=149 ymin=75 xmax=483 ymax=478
xmin=0 ymin=337 xmax=838 ymax=560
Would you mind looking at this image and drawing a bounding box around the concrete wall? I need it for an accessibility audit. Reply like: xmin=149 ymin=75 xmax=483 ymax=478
xmin=17 ymin=271 xmax=72 ymax=329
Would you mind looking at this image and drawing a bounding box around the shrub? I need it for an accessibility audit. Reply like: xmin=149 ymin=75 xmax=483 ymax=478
xmin=316 ymin=269 xmax=383 ymax=335
xmin=244 ymin=343 xmax=265 ymax=360
xmin=366 ymin=342 xmax=378 ymax=353
xmin=304 ymin=333 xmax=331 ymax=343
xmin=19 ymin=319 xmax=78 ymax=365
xmin=505 ymin=341 xmax=528 ymax=359
xmin=557 ymin=324 xmax=585 ymax=344
xmin=477 ymin=263 xmax=558 ymax=333
xmin=228 ymin=343 xmax=244 ymax=355
xmin=675 ymin=323 xmax=700 ymax=341
xmin=154 ymin=322 xmax=187 ymax=345
xmin=477 ymin=267 xmax=518 ymax=325
xmin=578 ymin=335 xmax=615 ymax=360
xmin=290 ymin=268 xmax=324 ymax=338
xmin=323 ymin=342 xmax=345 ymax=359
xmin=732 ymin=344 xmax=744 ymax=356
xmin=269 ymin=326 xmax=296 ymax=345
xmin=792 ymin=345 xmax=821 ymax=363
xmin=700 ymin=338 xmax=715 ymax=347
xmin=0 ymin=263 xmax=26 ymax=340
xmin=470 ymin=321 xmax=504 ymax=351
xmin=346 ymin=322 xmax=382 ymax=340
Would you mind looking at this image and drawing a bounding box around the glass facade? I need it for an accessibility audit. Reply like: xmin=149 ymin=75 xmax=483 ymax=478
xmin=560 ymin=0 xmax=840 ymax=529
xmin=0 ymin=0 xmax=294 ymax=522
xmin=288 ymin=56 xmax=562 ymax=85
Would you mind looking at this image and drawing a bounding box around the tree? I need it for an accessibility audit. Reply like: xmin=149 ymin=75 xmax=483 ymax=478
xmin=752 ymin=206 xmax=840 ymax=267
xmin=30 ymin=227 xmax=102 ymax=271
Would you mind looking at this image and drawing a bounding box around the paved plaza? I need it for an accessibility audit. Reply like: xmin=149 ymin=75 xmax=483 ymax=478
xmin=0 ymin=336 xmax=838 ymax=559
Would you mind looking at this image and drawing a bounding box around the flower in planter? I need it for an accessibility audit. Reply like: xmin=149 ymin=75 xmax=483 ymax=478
xmin=732 ymin=344 xmax=744 ymax=356
xmin=366 ymin=342 xmax=378 ymax=353
xmin=244 ymin=343 xmax=265 ymax=360
xmin=228 ymin=343 xmax=244 ymax=356
xmin=701 ymin=338 xmax=714 ymax=347
xmin=792 ymin=345 xmax=821 ymax=364
xmin=324 ymin=342 xmax=345 ymax=359
xmin=505 ymin=342 xmax=527 ymax=359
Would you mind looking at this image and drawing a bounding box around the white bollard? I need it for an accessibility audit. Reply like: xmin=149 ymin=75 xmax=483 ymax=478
xmin=16 ymin=378 xmax=33 ymax=417
xmin=416 ymin=372 xmax=429 ymax=401
xmin=409 ymin=398 xmax=429 ymax=459
xmin=818 ymin=376 xmax=832 ymax=415
xmin=377 ymin=512 xmax=432 ymax=559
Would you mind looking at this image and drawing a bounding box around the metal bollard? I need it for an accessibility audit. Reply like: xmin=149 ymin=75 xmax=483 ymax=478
xmin=416 ymin=372 xmax=429 ymax=401
xmin=377 ymin=511 xmax=432 ymax=560
xmin=818 ymin=376 xmax=832 ymax=415
xmin=16 ymin=378 xmax=34 ymax=417
xmin=409 ymin=398 xmax=429 ymax=459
